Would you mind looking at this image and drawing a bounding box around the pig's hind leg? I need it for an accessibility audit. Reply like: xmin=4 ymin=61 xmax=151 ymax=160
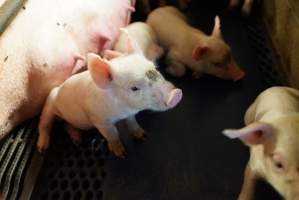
xmin=65 ymin=123 xmax=81 ymax=145
xmin=165 ymin=50 xmax=186 ymax=78
xmin=125 ymin=116 xmax=146 ymax=141
xmin=95 ymin=124 xmax=125 ymax=158
xmin=37 ymin=89 xmax=58 ymax=153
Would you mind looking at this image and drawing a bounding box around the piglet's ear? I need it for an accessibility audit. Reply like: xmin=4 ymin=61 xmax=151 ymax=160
xmin=87 ymin=53 xmax=112 ymax=89
xmin=120 ymin=28 xmax=143 ymax=55
xmin=192 ymin=45 xmax=208 ymax=60
xmin=103 ymin=50 xmax=124 ymax=60
xmin=212 ymin=15 xmax=222 ymax=38
xmin=147 ymin=44 xmax=164 ymax=61
xmin=222 ymin=122 xmax=273 ymax=146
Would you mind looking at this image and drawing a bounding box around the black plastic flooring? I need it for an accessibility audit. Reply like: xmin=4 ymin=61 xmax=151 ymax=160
xmin=11 ymin=2 xmax=286 ymax=200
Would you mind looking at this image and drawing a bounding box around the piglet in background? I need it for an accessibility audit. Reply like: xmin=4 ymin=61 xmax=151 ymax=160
xmin=0 ymin=0 xmax=135 ymax=140
xmin=37 ymin=49 xmax=182 ymax=157
xmin=114 ymin=22 xmax=164 ymax=62
xmin=228 ymin=0 xmax=254 ymax=16
xmin=223 ymin=87 xmax=299 ymax=200
xmin=147 ymin=6 xmax=245 ymax=81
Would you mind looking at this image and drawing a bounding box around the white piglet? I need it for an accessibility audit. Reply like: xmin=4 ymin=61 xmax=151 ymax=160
xmin=0 ymin=0 xmax=135 ymax=139
xmin=223 ymin=87 xmax=299 ymax=200
xmin=114 ymin=22 xmax=164 ymax=61
xmin=37 ymin=51 xmax=182 ymax=157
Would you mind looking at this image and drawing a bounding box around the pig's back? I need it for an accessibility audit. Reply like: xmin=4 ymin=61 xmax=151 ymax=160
xmin=127 ymin=22 xmax=158 ymax=52
xmin=146 ymin=6 xmax=190 ymax=49
xmin=255 ymin=87 xmax=299 ymax=121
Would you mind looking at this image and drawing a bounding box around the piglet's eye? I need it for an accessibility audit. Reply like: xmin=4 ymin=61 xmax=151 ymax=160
xmin=271 ymin=153 xmax=285 ymax=172
xmin=274 ymin=161 xmax=283 ymax=169
xmin=131 ymin=86 xmax=140 ymax=92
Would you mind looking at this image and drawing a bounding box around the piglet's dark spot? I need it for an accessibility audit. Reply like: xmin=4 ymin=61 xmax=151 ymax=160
xmin=22 ymin=6 xmax=26 ymax=10
xmin=146 ymin=70 xmax=160 ymax=82
xmin=56 ymin=22 xmax=60 ymax=26
xmin=4 ymin=56 xmax=8 ymax=62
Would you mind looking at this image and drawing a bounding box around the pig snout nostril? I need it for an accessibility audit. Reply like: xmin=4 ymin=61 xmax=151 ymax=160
xmin=166 ymin=89 xmax=183 ymax=108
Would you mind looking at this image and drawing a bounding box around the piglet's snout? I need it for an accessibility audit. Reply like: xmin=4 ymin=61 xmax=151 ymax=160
xmin=226 ymin=64 xmax=245 ymax=81
xmin=166 ymin=88 xmax=183 ymax=108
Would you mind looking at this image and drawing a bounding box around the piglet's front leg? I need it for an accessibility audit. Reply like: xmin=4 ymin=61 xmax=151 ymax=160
xmin=126 ymin=115 xmax=146 ymax=141
xmin=238 ymin=164 xmax=259 ymax=200
xmin=65 ymin=123 xmax=82 ymax=145
xmin=95 ymin=123 xmax=125 ymax=158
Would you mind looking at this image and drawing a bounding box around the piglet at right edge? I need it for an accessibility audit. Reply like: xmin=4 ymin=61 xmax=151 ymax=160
xmin=223 ymin=87 xmax=299 ymax=200
xmin=147 ymin=6 xmax=245 ymax=81
xmin=37 ymin=51 xmax=182 ymax=158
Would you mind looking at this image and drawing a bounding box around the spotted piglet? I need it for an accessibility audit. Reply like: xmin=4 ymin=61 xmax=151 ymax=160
xmin=37 ymin=50 xmax=182 ymax=157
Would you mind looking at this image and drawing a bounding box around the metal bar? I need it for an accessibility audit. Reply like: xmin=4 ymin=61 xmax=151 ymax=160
xmin=0 ymin=0 xmax=28 ymax=36
xmin=16 ymin=121 xmax=42 ymax=200
xmin=1 ymin=124 xmax=31 ymax=200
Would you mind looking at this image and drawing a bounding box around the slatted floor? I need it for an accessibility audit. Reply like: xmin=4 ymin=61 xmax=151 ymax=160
xmin=0 ymin=1 xmax=285 ymax=200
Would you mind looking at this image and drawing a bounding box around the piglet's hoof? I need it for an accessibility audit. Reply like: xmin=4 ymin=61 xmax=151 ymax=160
xmin=37 ymin=135 xmax=49 ymax=153
xmin=132 ymin=129 xmax=147 ymax=142
xmin=69 ymin=134 xmax=82 ymax=146
xmin=72 ymin=138 xmax=81 ymax=146
xmin=108 ymin=140 xmax=126 ymax=158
